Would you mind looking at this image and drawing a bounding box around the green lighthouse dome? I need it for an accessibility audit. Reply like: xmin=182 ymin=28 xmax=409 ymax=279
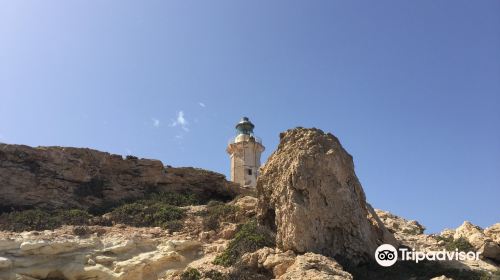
xmin=235 ymin=117 xmax=255 ymax=135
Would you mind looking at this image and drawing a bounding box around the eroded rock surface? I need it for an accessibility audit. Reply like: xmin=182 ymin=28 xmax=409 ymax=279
xmin=0 ymin=144 xmax=240 ymax=211
xmin=256 ymin=128 xmax=397 ymax=265
xmin=0 ymin=226 xmax=202 ymax=280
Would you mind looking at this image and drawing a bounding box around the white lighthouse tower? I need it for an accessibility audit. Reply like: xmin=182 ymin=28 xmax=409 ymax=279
xmin=226 ymin=117 xmax=265 ymax=188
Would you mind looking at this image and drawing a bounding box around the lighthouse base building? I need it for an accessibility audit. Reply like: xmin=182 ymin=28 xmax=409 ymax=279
xmin=226 ymin=117 xmax=265 ymax=188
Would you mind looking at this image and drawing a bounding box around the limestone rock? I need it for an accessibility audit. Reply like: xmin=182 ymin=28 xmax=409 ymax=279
xmin=0 ymin=226 xmax=202 ymax=280
xmin=219 ymin=223 xmax=238 ymax=240
xmin=0 ymin=144 xmax=240 ymax=211
xmin=241 ymin=248 xmax=352 ymax=279
xmin=0 ymin=256 xmax=12 ymax=268
xmin=375 ymin=209 xmax=441 ymax=251
xmin=454 ymin=221 xmax=486 ymax=248
xmin=440 ymin=229 xmax=456 ymax=239
xmin=232 ymin=195 xmax=258 ymax=217
xmin=451 ymin=221 xmax=500 ymax=262
xmin=278 ymin=252 xmax=353 ymax=280
xmin=430 ymin=276 xmax=454 ymax=280
xmin=241 ymin=247 xmax=296 ymax=278
xmin=485 ymin=223 xmax=500 ymax=244
xmin=256 ymin=128 xmax=397 ymax=264
xmin=480 ymin=241 xmax=500 ymax=263
xmin=375 ymin=209 xmax=425 ymax=235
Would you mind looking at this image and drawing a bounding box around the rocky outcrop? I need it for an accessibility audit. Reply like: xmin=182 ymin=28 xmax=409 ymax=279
xmin=375 ymin=209 xmax=425 ymax=235
xmin=241 ymin=247 xmax=297 ymax=278
xmin=0 ymin=226 xmax=202 ymax=280
xmin=375 ymin=209 xmax=440 ymax=251
xmin=0 ymin=144 xmax=240 ymax=212
xmin=241 ymin=247 xmax=353 ymax=280
xmin=280 ymin=253 xmax=353 ymax=280
xmin=256 ymin=128 xmax=397 ymax=265
xmin=450 ymin=221 xmax=500 ymax=263
xmin=485 ymin=223 xmax=500 ymax=244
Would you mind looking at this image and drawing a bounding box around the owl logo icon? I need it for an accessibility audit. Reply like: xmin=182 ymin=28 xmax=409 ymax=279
xmin=375 ymin=244 xmax=398 ymax=267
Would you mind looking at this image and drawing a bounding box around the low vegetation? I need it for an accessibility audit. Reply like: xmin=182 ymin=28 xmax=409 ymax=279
xmin=90 ymin=189 xmax=205 ymax=215
xmin=201 ymin=200 xmax=240 ymax=231
xmin=180 ymin=268 xmax=230 ymax=280
xmin=213 ymin=220 xmax=275 ymax=267
xmin=180 ymin=267 xmax=201 ymax=280
xmin=401 ymin=228 xmax=423 ymax=235
xmin=204 ymin=270 xmax=227 ymax=280
xmin=146 ymin=191 xmax=202 ymax=207
xmin=108 ymin=202 xmax=185 ymax=228
xmin=0 ymin=209 xmax=92 ymax=232
xmin=0 ymin=190 xmax=206 ymax=232
xmin=435 ymin=236 xmax=475 ymax=252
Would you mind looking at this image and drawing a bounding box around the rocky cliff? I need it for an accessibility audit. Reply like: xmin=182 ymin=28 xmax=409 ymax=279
xmin=0 ymin=130 xmax=499 ymax=280
xmin=0 ymin=144 xmax=239 ymax=212
xmin=256 ymin=128 xmax=397 ymax=265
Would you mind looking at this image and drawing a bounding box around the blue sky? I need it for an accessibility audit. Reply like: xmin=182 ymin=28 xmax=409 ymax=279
xmin=1 ymin=1 xmax=499 ymax=233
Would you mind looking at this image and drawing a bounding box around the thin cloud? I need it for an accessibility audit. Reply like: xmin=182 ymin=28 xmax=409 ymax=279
xmin=198 ymin=102 xmax=206 ymax=108
xmin=170 ymin=111 xmax=189 ymax=132
xmin=151 ymin=118 xmax=160 ymax=128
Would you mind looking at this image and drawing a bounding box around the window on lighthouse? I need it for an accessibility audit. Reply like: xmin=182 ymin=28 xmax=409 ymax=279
xmin=247 ymin=169 xmax=252 ymax=175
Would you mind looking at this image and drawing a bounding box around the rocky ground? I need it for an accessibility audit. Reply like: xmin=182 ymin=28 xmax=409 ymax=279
xmin=0 ymin=196 xmax=498 ymax=279
xmin=0 ymin=128 xmax=499 ymax=280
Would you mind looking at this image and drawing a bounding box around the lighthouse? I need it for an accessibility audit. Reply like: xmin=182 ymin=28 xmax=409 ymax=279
xmin=226 ymin=117 xmax=265 ymax=188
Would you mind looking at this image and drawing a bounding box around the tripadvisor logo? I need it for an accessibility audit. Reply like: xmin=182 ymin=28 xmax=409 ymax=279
xmin=375 ymin=244 xmax=398 ymax=267
xmin=374 ymin=244 xmax=481 ymax=267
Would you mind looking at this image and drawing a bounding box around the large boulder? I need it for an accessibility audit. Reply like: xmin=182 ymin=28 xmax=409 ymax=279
xmin=256 ymin=128 xmax=397 ymax=265
xmin=0 ymin=144 xmax=240 ymax=211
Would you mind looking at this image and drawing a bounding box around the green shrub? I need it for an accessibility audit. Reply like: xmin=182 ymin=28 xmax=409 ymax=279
xmin=164 ymin=220 xmax=184 ymax=232
xmin=58 ymin=209 xmax=93 ymax=225
xmin=0 ymin=208 xmax=92 ymax=232
xmin=0 ymin=190 xmax=200 ymax=232
xmin=227 ymin=268 xmax=272 ymax=280
xmin=147 ymin=191 xmax=201 ymax=207
xmin=402 ymin=228 xmax=422 ymax=235
xmin=108 ymin=202 xmax=185 ymax=228
xmin=202 ymin=201 xmax=239 ymax=231
xmin=213 ymin=221 xmax=275 ymax=267
xmin=204 ymin=270 xmax=227 ymax=280
xmin=90 ymin=190 xmax=204 ymax=215
xmin=72 ymin=226 xmax=91 ymax=236
xmin=181 ymin=267 xmax=201 ymax=280
xmin=0 ymin=209 xmax=57 ymax=231
xmin=435 ymin=236 xmax=475 ymax=252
